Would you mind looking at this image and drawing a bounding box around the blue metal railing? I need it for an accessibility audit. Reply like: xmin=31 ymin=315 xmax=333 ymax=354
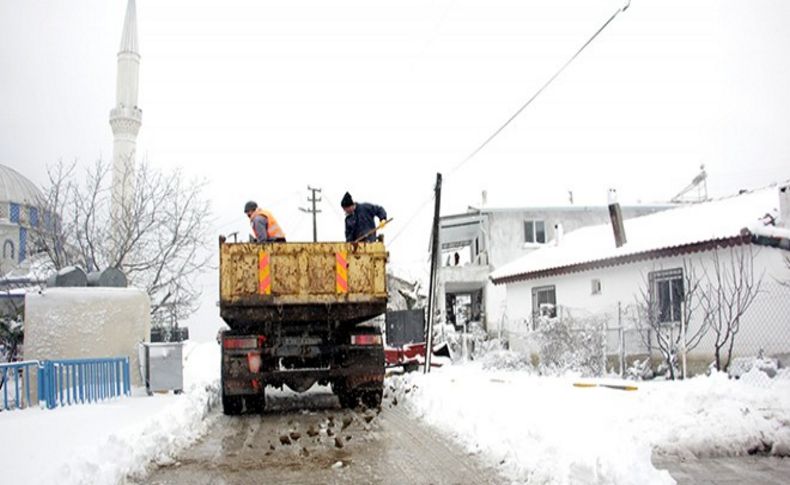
xmin=40 ymin=357 xmax=131 ymax=410
xmin=0 ymin=356 xmax=131 ymax=411
xmin=0 ymin=360 xmax=39 ymax=410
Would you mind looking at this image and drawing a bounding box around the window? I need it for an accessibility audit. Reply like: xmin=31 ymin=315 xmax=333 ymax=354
xmin=531 ymin=285 xmax=557 ymax=322
xmin=591 ymin=279 xmax=602 ymax=295
xmin=9 ymin=203 xmax=20 ymax=223
xmin=3 ymin=240 xmax=14 ymax=260
xmin=29 ymin=207 xmax=39 ymax=227
xmin=649 ymin=268 xmax=683 ymax=324
xmin=524 ymin=220 xmax=546 ymax=244
xmin=18 ymin=227 xmax=26 ymax=262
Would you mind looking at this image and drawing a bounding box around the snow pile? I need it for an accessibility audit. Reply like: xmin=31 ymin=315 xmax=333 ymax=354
xmin=0 ymin=341 xmax=220 ymax=485
xmin=728 ymin=355 xmax=779 ymax=379
xmin=389 ymin=364 xmax=790 ymax=484
xmin=478 ymin=349 xmax=534 ymax=372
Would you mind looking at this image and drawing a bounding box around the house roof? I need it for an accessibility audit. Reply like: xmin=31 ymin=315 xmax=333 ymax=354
xmin=491 ymin=186 xmax=783 ymax=285
xmin=438 ymin=203 xmax=673 ymax=248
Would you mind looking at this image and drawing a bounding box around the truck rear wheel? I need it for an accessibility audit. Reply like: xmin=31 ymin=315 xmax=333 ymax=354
xmin=244 ymin=393 xmax=266 ymax=413
xmin=222 ymin=393 xmax=243 ymax=415
xmin=335 ymin=327 xmax=385 ymax=409
xmin=361 ymin=388 xmax=383 ymax=408
xmin=335 ymin=383 xmax=383 ymax=409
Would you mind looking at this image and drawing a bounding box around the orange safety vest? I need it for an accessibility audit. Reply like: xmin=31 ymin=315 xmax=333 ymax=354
xmin=250 ymin=208 xmax=286 ymax=241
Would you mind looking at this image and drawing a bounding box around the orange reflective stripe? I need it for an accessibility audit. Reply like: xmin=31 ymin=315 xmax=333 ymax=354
xmin=258 ymin=250 xmax=271 ymax=295
xmin=336 ymin=251 xmax=348 ymax=294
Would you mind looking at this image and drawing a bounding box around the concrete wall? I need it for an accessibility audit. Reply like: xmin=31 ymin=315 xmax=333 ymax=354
xmin=24 ymin=287 xmax=150 ymax=388
xmin=500 ymin=245 xmax=790 ymax=364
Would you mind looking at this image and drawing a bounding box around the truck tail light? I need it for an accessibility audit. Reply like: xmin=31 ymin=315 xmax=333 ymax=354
xmin=351 ymin=334 xmax=382 ymax=346
xmin=223 ymin=337 xmax=259 ymax=350
xmin=247 ymin=352 xmax=262 ymax=373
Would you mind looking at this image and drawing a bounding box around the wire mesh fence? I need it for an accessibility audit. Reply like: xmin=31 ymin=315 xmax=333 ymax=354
xmin=498 ymin=281 xmax=790 ymax=384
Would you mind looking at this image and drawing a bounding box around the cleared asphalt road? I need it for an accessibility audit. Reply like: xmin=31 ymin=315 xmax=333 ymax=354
xmin=133 ymin=386 xmax=788 ymax=484
xmin=654 ymin=455 xmax=790 ymax=485
xmin=135 ymin=388 xmax=503 ymax=485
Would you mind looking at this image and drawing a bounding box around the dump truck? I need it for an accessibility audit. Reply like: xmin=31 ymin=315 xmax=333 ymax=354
xmin=218 ymin=238 xmax=387 ymax=415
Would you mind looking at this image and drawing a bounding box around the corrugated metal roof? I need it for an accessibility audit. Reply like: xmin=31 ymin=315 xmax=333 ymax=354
xmin=491 ymin=187 xmax=782 ymax=284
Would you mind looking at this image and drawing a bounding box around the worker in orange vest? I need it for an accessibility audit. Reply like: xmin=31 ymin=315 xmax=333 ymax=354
xmin=244 ymin=201 xmax=286 ymax=243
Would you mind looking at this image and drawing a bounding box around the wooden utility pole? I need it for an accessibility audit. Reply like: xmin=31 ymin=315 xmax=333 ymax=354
xmin=424 ymin=173 xmax=442 ymax=373
xmin=299 ymin=186 xmax=322 ymax=242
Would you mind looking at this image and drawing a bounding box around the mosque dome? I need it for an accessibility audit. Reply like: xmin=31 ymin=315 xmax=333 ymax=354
xmin=0 ymin=164 xmax=43 ymax=206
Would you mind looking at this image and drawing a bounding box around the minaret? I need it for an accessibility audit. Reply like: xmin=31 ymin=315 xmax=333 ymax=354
xmin=109 ymin=0 xmax=141 ymax=222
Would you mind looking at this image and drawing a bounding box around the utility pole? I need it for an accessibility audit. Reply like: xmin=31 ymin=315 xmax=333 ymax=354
xmin=299 ymin=186 xmax=322 ymax=242
xmin=424 ymin=173 xmax=442 ymax=374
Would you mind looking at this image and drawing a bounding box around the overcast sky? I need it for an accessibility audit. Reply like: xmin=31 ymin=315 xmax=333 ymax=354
xmin=2 ymin=0 xmax=789 ymax=339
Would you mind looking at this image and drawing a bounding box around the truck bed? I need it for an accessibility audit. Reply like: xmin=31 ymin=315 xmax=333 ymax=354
xmin=219 ymin=240 xmax=388 ymax=327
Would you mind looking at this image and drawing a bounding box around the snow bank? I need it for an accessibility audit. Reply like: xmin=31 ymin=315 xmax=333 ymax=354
xmin=389 ymin=364 xmax=790 ymax=484
xmin=0 ymin=341 xmax=220 ymax=485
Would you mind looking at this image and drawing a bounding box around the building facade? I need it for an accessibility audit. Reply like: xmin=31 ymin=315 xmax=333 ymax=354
xmin=491 ymin=185 xmax=790 ymax=369
xmin=437 ymin=203 xmax=670 ymax=335
xmin=0 ymin=164 xmax=45 ymax=275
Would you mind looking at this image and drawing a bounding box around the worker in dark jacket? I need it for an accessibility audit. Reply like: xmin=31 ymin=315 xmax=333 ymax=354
xmin=244 ymin=201 xmax=286 ymax=243
xmin=341 ymin=192 xmax=387 ymax=242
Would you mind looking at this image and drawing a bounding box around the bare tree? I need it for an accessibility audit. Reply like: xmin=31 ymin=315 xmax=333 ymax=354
xmin=700 ymin=245 xmax=763 ymax=372
xmin=32 ymin=159 xmax=212 ymax=327
xmin=0 ymin=286 xmax=25 ymax=395
xmin=634 ymin=259 xmax=709 ymax=380
xmin=0 ymin=298 xmax=23 ymax=364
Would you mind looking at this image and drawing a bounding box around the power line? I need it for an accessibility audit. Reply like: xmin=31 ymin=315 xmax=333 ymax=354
xmin=390 ymin=1 xmax=632 ymax=246
xmin=448 ymin=0 xmax=631 ymax=177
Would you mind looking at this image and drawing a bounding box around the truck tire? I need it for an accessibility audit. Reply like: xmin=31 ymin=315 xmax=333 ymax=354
xmin=222 ymin=393 xmax=243 ymax=415
xmin=245 ymin=393 xmax=266 ymax=414
xmin=336 ymin=385 xmax=359 ymax=409
xmin=335 ymin=327 xmax=385 ymax=409
xmin=335 ymin=385 xmax=383 ymax=409
xmin=361 ymin=388 xmax=383 ymax=408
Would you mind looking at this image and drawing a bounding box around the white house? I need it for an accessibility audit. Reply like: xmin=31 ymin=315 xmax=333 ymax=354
xmin=437 ymin=202 xmax=669 ymax=335
xmin=491 ymin=184 xmax=790 ymax=370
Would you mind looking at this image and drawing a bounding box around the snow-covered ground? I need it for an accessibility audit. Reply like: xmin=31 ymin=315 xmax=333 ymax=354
xmin=0 ymin=341 xmax=220 ymax=485
xmin=389 ymin=354 xmax=790 ymax=485
xmin=3 ymin=342 xmax=788 ymax=485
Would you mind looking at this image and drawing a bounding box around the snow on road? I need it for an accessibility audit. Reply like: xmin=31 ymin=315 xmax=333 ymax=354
xmin=0 ymin=341 xmax=220 ymax=485
xmin=390 ymin=357 xmax=790 ymax=485
xmin=3 ymin=341 xmax=789 ymax=485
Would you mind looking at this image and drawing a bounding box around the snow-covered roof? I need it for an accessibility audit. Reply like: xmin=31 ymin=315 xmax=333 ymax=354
xmin=491 ymin=186 xmax=783 ymax=284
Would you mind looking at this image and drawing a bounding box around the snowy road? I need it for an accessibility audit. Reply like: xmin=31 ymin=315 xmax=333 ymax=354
xmin=135 ymin=388 xmax=503 ymax=485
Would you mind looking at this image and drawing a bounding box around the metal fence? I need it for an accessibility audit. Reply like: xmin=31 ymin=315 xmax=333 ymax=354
xmin=499 ymin=285 xmax=790 ymax=381
xmin=0 ymin=360 xmax=38 ymax=410
xmin=0 ymin=356 xmax=131 ymax=411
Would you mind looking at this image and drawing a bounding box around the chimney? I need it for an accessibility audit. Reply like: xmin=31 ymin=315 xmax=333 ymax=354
xmin=481 ymin=190 xmax=488 ymax=208
xmin=554 ymin=222 xmax=564 ymax=246
xmin=780 ymin=184 xmax=790 ymax=228
xmin=608 ymin=189 xmax=627 ymax=248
